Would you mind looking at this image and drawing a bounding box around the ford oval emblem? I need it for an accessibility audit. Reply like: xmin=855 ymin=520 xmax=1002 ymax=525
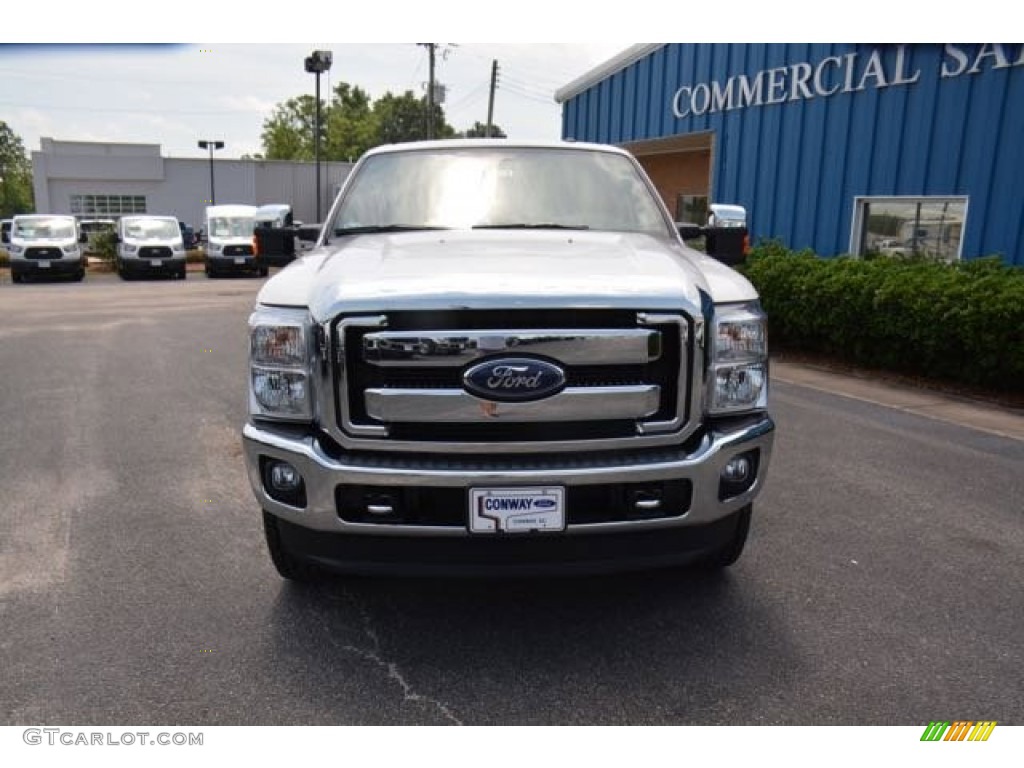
xmin=463 ymin=357 xmax=566 ymax=403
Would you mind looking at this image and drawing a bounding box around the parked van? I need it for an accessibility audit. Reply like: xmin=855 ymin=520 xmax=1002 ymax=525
xmin=204 ymin=204 xmax=263 ymax=277
xmin=3 ymin=214 xmax=87 ymax=282
xmin=115 ymin=215 xmax=187 ymax=280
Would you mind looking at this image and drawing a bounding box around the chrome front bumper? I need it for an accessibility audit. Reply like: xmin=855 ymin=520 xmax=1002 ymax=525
xmin=243 ymin=415 xmax=774 ymax=536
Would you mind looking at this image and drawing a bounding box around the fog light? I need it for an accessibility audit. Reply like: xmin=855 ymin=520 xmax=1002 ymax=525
xmin=261 ymin=457 xmax=307 ymax=507
xmin=718 ymin=449 xmax=759 ymax=500
xmin=722 ymin=456 xmax=751 ymax=484
xmin=270 ymin=461 xmax=301 ymax=491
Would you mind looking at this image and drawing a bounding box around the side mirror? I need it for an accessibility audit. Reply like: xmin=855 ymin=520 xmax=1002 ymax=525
xmin=1 ymin=232 xmax=9 ymax=245
xmin=296 ymin=224 xmax=320 ymax=244
xmin=79 ymin=232 xmax=88 ymax=244
xmin=113 ymin=233 xmax=121 ymax=244
xmin=708 ymin=203 xmax=747 ymax=229
xmin=677 ymin=223 xmax=704 ymax=241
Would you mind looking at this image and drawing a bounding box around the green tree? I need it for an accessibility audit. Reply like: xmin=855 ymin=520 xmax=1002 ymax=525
xmin=260 ymin=94 xmax=321 ymax=160
xmin=259 ymin=82 xmax=459 ymax=161
xmin=0 ymin=121 xmax=35 ymax=217
xmin=458 ymin=121 xmax=507 ymax=138
xmin=324 ymin=83 xmax=377 ymax=161
xmin=372 ymin=90 xmax=455 ymax=145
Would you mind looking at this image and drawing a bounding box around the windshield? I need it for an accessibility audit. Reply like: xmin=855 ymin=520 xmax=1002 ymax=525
xmin=331 ymin=147 xmax=670 ymax=236
xmin=209 ymin=216 xmax=254 ymax=238
xmin=123 ymin=219 xmax=180 ymax=240
xmin=13 ymin=217 xmax=76 ymax=240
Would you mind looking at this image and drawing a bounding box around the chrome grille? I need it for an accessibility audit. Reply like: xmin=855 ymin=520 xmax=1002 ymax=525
xmin=332 ymin=309 xmax=692 ymax=447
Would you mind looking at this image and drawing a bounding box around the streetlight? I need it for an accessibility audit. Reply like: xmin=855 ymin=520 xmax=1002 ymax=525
xmin=197 ymin=140 xmax=224 ymax=206
xmin=304 ymin=49 xmax=332 ymax=223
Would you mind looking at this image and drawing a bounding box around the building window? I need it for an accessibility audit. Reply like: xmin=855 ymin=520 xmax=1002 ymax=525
xmin=676 ymin=194 xmax=709 ymax=225
xmin=852 ymin=197 xmax=968 ymax=262
xmin=70 ymin=194 xmax=147 ymax=216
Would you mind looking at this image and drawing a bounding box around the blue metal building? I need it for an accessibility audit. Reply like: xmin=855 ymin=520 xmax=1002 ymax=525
xmin=556 ymin=44 xmax=1024 ymax=266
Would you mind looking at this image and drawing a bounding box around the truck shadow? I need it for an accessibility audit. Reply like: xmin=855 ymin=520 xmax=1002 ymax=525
xmin=263 ymin=567 xmax=797 ymax=724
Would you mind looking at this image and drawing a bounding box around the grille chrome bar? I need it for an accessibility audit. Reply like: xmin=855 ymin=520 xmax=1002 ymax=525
xmin=365 ymin=385 xmax=660 ymax=423
xmin=362 ymin=329 xmax=660 ymax=367
xmin=326 ymin=309 xmax=700 ymax=453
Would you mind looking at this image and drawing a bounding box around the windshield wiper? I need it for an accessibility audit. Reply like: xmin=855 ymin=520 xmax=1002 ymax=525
xmin=472 ymin=223 xmax=590 ymax=230
xmin=333 ymin=224 xmax=450 ymax=236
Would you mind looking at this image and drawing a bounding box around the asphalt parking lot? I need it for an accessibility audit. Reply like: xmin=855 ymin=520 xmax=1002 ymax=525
xmin=1 ymin=274 xmax=1022 ymax=725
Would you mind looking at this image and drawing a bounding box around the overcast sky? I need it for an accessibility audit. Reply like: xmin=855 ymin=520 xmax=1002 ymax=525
xmin=0 ymin=42 xmax=629 ymax=160
xmin=1 ymin=5 xmax=996 ymax=161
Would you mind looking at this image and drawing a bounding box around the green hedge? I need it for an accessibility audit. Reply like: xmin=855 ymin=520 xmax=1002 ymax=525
xmin=742 ymin=242 xmax=1024 ymax=393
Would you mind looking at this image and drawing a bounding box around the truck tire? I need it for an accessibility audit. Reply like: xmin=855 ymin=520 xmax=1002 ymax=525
xmin=701 ymin=504 xmax=752 ymax=569
xmin=263 ymin=510 xmax=316 ymax=582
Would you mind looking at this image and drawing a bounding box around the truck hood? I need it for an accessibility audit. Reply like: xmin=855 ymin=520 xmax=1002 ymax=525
xmin=256 ymin=230 xmax=758 ymax=320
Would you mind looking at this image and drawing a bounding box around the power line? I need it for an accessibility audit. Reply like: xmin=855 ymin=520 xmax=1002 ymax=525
xmin=0 ymin=99 xmax=263 ymax=116
xmin=499 ymin=84 xmax=555 ymax=106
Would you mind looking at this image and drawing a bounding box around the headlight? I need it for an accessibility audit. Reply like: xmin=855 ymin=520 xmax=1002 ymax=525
xmin=123 ymin=244 xmax=138 ymax=253
xmin=708 ymin=302 xmax=768 ymax=414
xmin=249 ymin=307 xmax=313 ymax=421
xmin=63 ymin=245 xmax=80 ymax=256
xmin=252 ymin=325 xmax=306 ymax=366
xmin=209 ymin=242 xmax=223 ymax=254
xmin=9 ymin=244 xmax=23 ymax=254
xmin=252 ymin=368 xmax=309 ymax=415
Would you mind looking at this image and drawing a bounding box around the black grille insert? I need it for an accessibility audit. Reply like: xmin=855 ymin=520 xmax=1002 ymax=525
xmin=139 ymin=246 xmax=173 ymax=258
xmin=337 ymin=309 xmax=687 ymax=443
xmin=25 ymin=247 xmax=63 ymax=259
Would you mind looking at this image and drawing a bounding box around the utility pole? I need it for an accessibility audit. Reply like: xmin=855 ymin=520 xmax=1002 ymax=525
xmin=486 ymin=60 xmax=499 ymax=138
xmin=427 ymin=43 xmax=437 ymax=140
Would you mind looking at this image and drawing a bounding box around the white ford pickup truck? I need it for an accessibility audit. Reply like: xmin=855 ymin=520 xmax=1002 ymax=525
xmin=242 ymin=139 xmax=774 ymax=579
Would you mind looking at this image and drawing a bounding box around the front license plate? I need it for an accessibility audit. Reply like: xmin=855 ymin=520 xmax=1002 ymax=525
xmin=234 ymin=257 xmax=245 ymax=265
xmin=469 ymin=487 xmax=565 ymax=533
xmin=150 ymin=259 xmax=163 ymax=267
xmin=38 ymin=261 xmax=51 ymax=269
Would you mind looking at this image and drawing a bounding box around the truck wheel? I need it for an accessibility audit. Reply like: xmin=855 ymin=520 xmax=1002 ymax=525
xmin=701 ymin=504 xmax=752 ymax=569
xmin=259 ymin=266 xmax=269 ymax=277
xmin=73 ymin=269 xmax=85 ymax=282
xmin=12 ymin=271 xmax=23 ymax=284
xmin=263 ymin=510 xmax=316 ymax=582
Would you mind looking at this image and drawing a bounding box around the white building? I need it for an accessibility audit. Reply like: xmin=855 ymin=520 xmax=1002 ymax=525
xmin=31 ymin=138 xmax=353 ymax=231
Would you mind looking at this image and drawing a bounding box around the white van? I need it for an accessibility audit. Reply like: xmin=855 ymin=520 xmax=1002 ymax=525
xmin=204 ymin=204 xmax=264 ymax=277
xmin=4 ymin=214 xmax=86 ymax=283
xmin=115 ymin=215 xmax=187 ymax=280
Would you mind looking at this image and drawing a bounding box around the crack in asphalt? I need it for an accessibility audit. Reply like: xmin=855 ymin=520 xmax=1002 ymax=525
xmin=324 ymin=588 xmax=464 ymax=726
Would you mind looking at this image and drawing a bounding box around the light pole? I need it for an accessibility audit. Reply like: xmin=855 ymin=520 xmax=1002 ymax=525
xmin=304 ymin=49 xmax=333 ymax=223
xmin=197 ymin=140 xmax=224 ymax=206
